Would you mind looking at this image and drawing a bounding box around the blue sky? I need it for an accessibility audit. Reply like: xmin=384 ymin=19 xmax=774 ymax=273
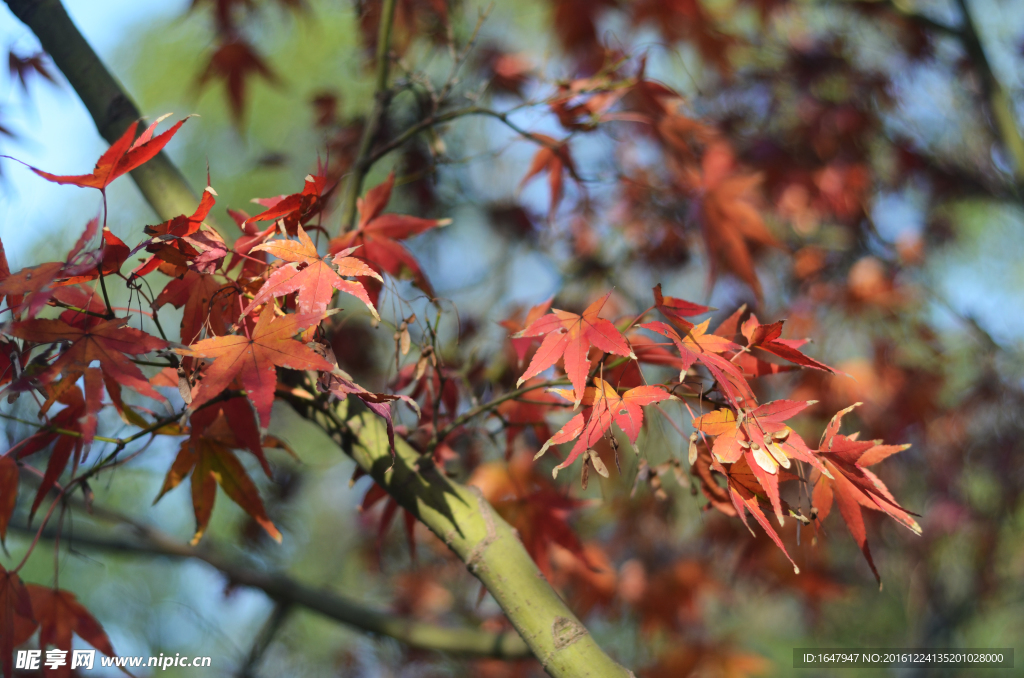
xmin=0 ymin=0 xmax=187 ymax=269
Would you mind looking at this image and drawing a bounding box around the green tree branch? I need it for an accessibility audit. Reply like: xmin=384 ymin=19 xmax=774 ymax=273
xmin=294 ymin=403 xmax=634 ymax=678
xmin=9 ymin=512 xmax=529 ymax=660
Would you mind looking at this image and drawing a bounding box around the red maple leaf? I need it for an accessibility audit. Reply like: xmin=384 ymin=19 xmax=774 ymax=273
xmin=25 ymin=585 xmax=118 ymax=676
xmin=247 ymin=172 xmax=330 ymax=236
xmin=740 ymin=314 xmax=839 ymax=374
xmin=537 ymin=378 xmax=674 ymax=478
xmin=0 ymin=563 xmax=33 ymax=678
xmin=245 ymin=224 xmax=380 ymax=321
xmin=652 ymin=283 xmax=713 ymax=332
xmin=156 ymin=412 xmax=281 ymax=544
xmin=682 ymin=141 xmax=780 ymax=299
xmin=519 ymin=134 xmax=579 ymax=220
xmin=6 ymin=113 xmax=189 ymax=191
xmin=154 ymin=270 xmax=239 ymax=344
xmin=175 ymin=305 xmax=335 ymax=430
xmin=711 ymin=453 xmax=803 ymax=573
xmin=498 ymin=296 xmax=553 ymax=365
xmin=514 ymin=292 xmax=635 ymax=406
xmin=136 ymin=185 xmax=218 ymax=276
xmin=811 ymin=404 xmax=920 ymax=584
xmin=328 ymin=172 xmax=449 ymax=305
xmin=197 ymin=38 xmax=277 ymax=124
xmin=12 ymin=381 xmax=99 ymax=519
xmin=640 ymin=319 xmax=753 ymax=405
xmin=8 ymin=317 xmax=168 ymax=400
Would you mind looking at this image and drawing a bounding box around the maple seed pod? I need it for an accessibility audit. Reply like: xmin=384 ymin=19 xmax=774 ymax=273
xmin=588 ymin=449 xmax=610 ymax=478
xmin=177 ymin=367 xmax=192 ymax=404
xmin=688 ymin=432 xmax=699 ymax=466
xmin=765 ymin=441 xmax=791 ymax=469
xmin=751 ymin=445 xmax=778 ymax=474
xmin=772 ymin=427 xmax=791 ymax=442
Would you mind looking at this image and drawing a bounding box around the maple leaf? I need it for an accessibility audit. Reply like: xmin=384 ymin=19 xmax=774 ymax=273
xmin=8 ymin=50 xmax=57 ymax=91
xmin=0 ymin=563 xmax=33 ymax=678
xmin=328 ymin=173 xmax=449 ymax=305
xmin=136 ymin=185 xmax=218 ymax=276
xmin=519 ymin=134 xmax=579 ymax=220
xmin=156 ymin=413 xmax=281 ymax=544
xmin=198 ymin=38 xmax=277 ymax=124
xmin=0 ymin=261 xmax=62 ymax=320
xmin=154 ymin=270 xmax=239 ymax=344
xmin=498 ymin=297 xmax=554 ymax=365
xmin=640 ymin=319 xmax=753 ymax=405
xmin=682 ymin=141 xmax=779 ymax=299
xmin=693 ymin=400 xmax=829 ymax=522
xmin=245 ymin=224 xmax=380 ymax=321
xmin=55 ymin=226 xmax=130 ymax=287
xmin=713 ymin=454 xmax=802 ymax=573
xmin=26 ymin=585 xmax=117 ymax=676
xmin=6 ymin=113 xmax=189 ymax=191
xmin=652 ymin=283 xmax=714 ymax=331
xmin=811 ymin=403 xmax=920 ymax=584
xmin=12 ymin=381 xmax=101 ymax=519
xmin=739 ymin=314 xmax=839 ymax=374
xmin=0 ymin=455 xmax=16 ymax=545
xmin=247 ymin=173 xmax=330 ymax=235
xmin=175 ymin=305 xmax=335 ymax=430
xmin=7 ymin=317 xmax=168 ymax=401
xmin=537 ymin=377 xmax=674 ymax=478
xmin=514 ymin=292 xmax=635 ymax=406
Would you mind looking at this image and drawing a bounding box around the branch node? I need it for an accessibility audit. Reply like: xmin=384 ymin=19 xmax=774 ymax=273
xmin=551 ymin=616 xmax=587 ymax=651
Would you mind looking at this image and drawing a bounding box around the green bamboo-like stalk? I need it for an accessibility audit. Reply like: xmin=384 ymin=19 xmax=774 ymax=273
xmin=344 ymin=411 xmax=633 ymax=678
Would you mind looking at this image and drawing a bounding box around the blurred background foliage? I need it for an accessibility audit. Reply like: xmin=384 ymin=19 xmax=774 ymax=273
xmin=2 ymin=0 xmax=1024 ymax=675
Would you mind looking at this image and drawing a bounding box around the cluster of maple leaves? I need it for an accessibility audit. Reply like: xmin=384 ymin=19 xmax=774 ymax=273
xmin=0 ymin=0 xmax=971 ymax=668
xmin=0 ymin=99 xmax=926 ymax=674
xmin=0 ymin=113 xmax=453 ymax=672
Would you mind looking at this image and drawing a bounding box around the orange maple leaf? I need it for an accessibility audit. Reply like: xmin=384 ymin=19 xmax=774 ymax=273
xmin=683 ymin=141 xmax=779 ymax=299
xmin=6 ymin=113 xmax=189 ymax=191
xmin=245 ymin=223 xmax=380 ymax=321
xmin=175 ymin=305 xmax=335 ymax=430
xmin=537 ymin=377 xmax=674 ymax=477
xmin=514 ymin=292 xmax=635 ymax=406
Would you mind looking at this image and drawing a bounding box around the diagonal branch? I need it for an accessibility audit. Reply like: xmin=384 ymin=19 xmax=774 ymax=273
xmin=287 ymin=400 xmax=634 ymax=678
xmin=951 ymin=0 xmax=1024 ymax=184
xmin=4 ymin=0 xmax=207 ymax=223
xmin=11 ymin=510 xmax=530 ymax=660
